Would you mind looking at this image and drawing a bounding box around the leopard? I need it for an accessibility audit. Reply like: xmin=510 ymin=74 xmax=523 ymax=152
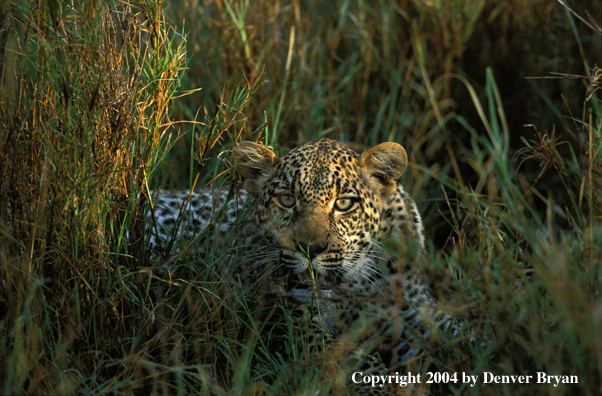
xmin=148 ymin=138 xmax=461 ymax=394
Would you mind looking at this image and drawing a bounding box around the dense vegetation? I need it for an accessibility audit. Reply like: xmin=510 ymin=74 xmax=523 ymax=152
xmin=1 ymin=0 xmax=600 ymax=394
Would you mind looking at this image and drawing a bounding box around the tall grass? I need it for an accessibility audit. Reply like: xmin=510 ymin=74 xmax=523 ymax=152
xmin=0 ymin=0 xmax=189 ymax=393
xmin=428 ymin=67 xmax=602 ymax=395
xmin=1 ymin=0 xmax=601 ymax=395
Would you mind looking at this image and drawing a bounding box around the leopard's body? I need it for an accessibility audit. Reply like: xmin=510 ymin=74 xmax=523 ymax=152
xmin=148 ymin=139 xmax=458 ymax=392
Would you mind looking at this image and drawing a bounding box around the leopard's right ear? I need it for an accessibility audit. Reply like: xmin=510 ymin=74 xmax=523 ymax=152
xmin=232 ymin=142 xmax=281 ymax=196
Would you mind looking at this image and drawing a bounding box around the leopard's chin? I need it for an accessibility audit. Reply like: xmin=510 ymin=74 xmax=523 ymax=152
xmin=290 ymin=284 xmax=336 ymax=304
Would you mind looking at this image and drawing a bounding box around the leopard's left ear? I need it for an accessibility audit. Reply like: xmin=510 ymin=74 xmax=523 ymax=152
xmin=360 ymin=142 xmax=408 ymax=196
xmin=232 ymin=141 xmax=282 ymax=196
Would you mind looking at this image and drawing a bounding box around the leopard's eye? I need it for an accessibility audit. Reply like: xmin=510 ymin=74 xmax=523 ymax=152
xmin=279 ymin=194 xmax=296 ymax=208
xmin=335 ymin=198 xmax=354 ymax=211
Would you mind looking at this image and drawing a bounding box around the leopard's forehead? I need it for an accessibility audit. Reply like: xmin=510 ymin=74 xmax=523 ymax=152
xmin=284 ymin=139 xmax=360 ymax=172
xmin=272 ymin=139 xmax=365 ymax=200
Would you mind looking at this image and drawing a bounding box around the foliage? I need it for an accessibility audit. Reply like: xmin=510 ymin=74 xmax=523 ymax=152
xmin=0 ymin=0 xmax=601 ymax=395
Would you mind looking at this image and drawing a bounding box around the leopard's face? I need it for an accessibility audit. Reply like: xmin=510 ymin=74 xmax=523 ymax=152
xmin=234 ymin=139 xmax=410 ymax=295
xmin=256 ymin=140 xmax=386 ymax=289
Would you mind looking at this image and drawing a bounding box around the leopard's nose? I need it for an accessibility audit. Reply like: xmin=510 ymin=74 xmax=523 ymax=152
xmin=295 ymin=241 xmax=328 ymax=260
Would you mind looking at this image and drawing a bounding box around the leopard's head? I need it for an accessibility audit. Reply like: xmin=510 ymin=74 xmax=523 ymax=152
xmin=233 ymin=139 xmax=408 ymax=294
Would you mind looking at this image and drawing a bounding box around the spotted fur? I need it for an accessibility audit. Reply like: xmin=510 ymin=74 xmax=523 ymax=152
xmin=147 ymin=188 xmax=249 ymax=250
xmin=149 ymin=139 xmax=460 ymax=393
